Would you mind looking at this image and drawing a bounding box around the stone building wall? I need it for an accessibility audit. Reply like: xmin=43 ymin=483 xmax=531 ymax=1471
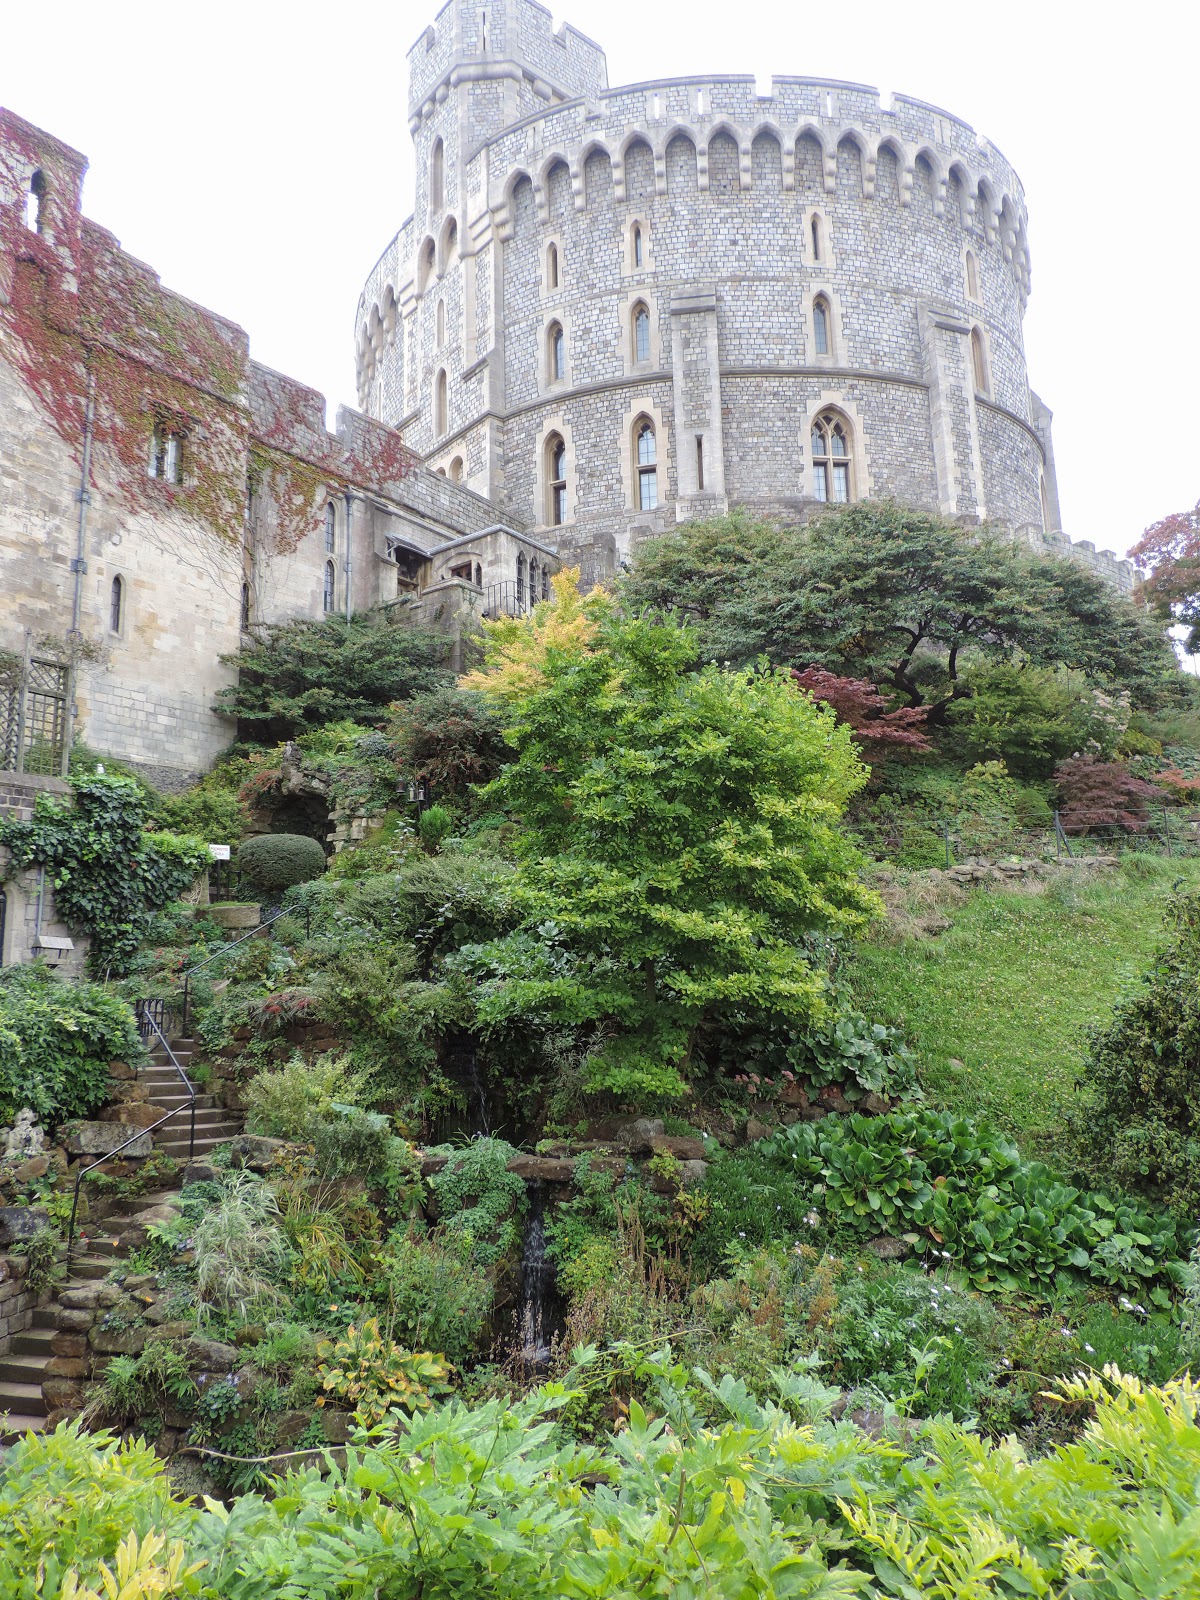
xmin=0 ymin=108 xmax=536 ymax=791
xmin=358 ymin=0 xmax=1137 ymax=591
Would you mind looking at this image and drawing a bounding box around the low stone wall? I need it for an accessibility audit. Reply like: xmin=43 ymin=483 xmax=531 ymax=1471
xmin=0 ymin=1253 xmax=35 ymax=1345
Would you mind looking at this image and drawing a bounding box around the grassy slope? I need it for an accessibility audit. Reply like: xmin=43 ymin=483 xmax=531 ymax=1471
xmin=848 ymin=856 xmax=1200 ymax=1157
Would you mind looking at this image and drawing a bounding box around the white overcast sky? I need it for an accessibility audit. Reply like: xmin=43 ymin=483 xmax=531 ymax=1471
xmin=3 ymin=0 xmax=1197 ymax=557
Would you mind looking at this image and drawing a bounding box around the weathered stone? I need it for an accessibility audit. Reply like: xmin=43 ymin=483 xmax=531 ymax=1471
xmin=5 ymin=1110 xmax=44 ymax=1160
xmin=89 ymin=1323 xmax=147 ymax=1354
xmin=58 ymin=1284 xmax=103 ymax=1310
xmin=861 ymin=1093 xmax=890 ymax=1115
xmin=181 ymin=1160 xmax=218 ymax=1186
xmin=817 ymin=1086 xmax=853 ymax=1115
xmin=321 ymin=1409 xmax=353 ymax=1444
xmin=507 ymin=1155 xmax=574 ymax=1184
xmin=276 ymin=1408 xmax=318 ymax=1446
xmin=226 ymin=1135 xmax=286 ymax=1173
xmin=676 ymin=1159 xmax=708 ymax=1188
xmin=51 ymin=1331 xmax=88 ymax=1357
xmin=42 ymin=1376 xmax=85 ymax=1410
xmin=0 ymin=1206 xmax=50 ymax=1245
xmin=185 ymin=1336 xmax=238 ymax=1372
xmin=44 ymin=1406 xmax=82 ymax=1429
xmin=145 ymin=1318 xmax=194 ymax=1341
xmin=153 ymin=1427 xmax=181 ymax=1461
xmin=9 ymin=1154 xmax=50 ymax=1183
xmin=99 ymin=1103 xmax=162 ymax=1130
xmin=107 ymin=1060 xmax=137 ymax=1081
xmin=648 ymin=1134 xmax=707 ymax=1163
xmin=744 ymin=1118 xmax=771 ymax=1144
xmin=867 ymin=1234 xmax=912 ymax=1261
xmin=615 ymin=1117 xmax=665 ymax=1154
xmin=123 ymin=1273 xmax=158 ymax=1290
xmin=51 ymin=1308 xmax=94 ymax=1334
xmin=165 ymin=1455 xmax=220 ymax=1502
xmin=44 ymin=1356 xmax=89 ymax=1379
xmin=61 ymin=1123 xmax=153 ymax=1158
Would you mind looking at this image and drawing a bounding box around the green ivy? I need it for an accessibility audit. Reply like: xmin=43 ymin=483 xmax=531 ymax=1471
xmin=0 ymin=775 xmax=209 ymax=975
xmin=0 ymin=964 xmax=142 ymax=1125
xmin=428 ymin=1137 xmax=527 ymax=1267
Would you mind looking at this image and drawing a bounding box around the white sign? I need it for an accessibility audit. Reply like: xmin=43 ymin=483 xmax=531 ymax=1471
xmin=207 ymin=844 xmax=231 ymax=860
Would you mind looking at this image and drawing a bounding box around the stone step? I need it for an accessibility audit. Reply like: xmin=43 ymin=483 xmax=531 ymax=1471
xmin=0 ymin=1413 xmax=47 ymax=1442
xmin=64 ymin=1256 xmax=117 ymax=1282
xmin=0 ymin=1354 xmax=48 ymax=1385
xmin=145 ymin=1107 xmax=230 ymax=1127
xmin=109 ymin=1189 xmax=181 ymax=1215
xmin=10 ymin=1329 xmax=55 ymax=1357
xmin=145 ymin=1093 xmax=219 ymax=1112
xmin=0 ymin=1382 xmax=46 ymax=1418
xmin=153 ymin=1132 xmax=238 ymax=1157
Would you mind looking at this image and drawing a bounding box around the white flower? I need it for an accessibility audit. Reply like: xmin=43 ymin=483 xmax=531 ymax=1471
xmin=1084 ymin=1344 xmax=1095 ymax=1353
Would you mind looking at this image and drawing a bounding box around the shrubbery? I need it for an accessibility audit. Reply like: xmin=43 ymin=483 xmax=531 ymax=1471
xmin=0 ymin=965 xmax=141 ymax=1126
xmin=236 ymin=832 xmax=327 ymax=894
xmin=1074 ymin=888 xmax=1200 ymax=1213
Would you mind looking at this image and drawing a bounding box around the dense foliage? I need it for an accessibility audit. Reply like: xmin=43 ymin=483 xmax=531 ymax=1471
xmin=215 ymin=612 xmax=450 ymax=742
xmin=236 ymin=832 xmax=327 ymax=894
xmin=0 ymin=964 xmax=141 ymax=1126
xmin=1074 ymin=888 xmax=1200 ymax=1213
xmin=705 ymin=1108 xmax=1187 ymax=1299
xmin=385 ymin=684 xmax=512 ymax=799
xmin=0 ymin=775 xmax=209 ymax=974
xmin=1130 ymin=496 xmax=1200 ymax=642
xmin=457 ymin=573 xmax=879 ymax=1096
xmin=7 ymin=1367 xmax=1200 ymax=1599
xmin=622 ymin=507 xmax=1179 ymax=714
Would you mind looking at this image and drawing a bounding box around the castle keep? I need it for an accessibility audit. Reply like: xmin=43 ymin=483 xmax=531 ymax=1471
xmin=358 ymin=0 xmax=1133 ymax=589
xmin=1 ymin=0 xmax=1135 ymax=820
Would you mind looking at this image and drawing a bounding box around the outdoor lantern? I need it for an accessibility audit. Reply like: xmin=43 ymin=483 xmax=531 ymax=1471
xmin=405 ymin=779 xmax=430 ymax=805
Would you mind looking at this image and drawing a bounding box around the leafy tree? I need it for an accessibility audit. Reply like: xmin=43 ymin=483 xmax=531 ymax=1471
xmin=0 ymin=965 xmax=142 ymax=1125
xmin=1054 ymin=755 xmax=1163 ymax=834
xmin=791 ymin=667 xmax=930 ymax=760
xmin=1130 ymin=497 xmax=1200 ymax=639
xmin=215 ymin=612 xmax=450 ymax=742
xmin=457 ymin=573 xmax=879 ymax=1098
xmin=385 ymin=684 xmax=511 ymax=800
xmin=622 ymin=505 xmax=1178 ymax=715
xmin=945 ymin=663 xmax=1122 ymax=779
xmin=0 ymin=775 xmax=208 ymax=975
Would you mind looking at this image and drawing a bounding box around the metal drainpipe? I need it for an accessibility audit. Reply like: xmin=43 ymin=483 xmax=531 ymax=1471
xmin=343 ymin=491 xmax=353 ymax=621
xmin=71 ymin=355 xmax=97 ymax=638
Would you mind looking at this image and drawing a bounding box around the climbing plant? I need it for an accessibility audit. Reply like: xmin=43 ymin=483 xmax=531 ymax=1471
xmin=0 ymin=775 xmax=208 ymax=975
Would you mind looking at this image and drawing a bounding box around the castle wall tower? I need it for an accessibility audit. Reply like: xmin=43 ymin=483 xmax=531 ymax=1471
xmin=356 ymin=0 xmax=1135 ymax=589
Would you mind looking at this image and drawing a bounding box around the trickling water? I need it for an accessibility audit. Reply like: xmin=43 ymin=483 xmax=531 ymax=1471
xmin=514 ymin=1180 xmax=563 ymax=1368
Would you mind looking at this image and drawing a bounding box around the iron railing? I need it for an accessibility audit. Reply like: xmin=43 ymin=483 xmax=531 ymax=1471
xmin=181 ymin=903 xmax=311 ymax=1035
xmin=65 ymin=1002 xmax=195 ymax=1255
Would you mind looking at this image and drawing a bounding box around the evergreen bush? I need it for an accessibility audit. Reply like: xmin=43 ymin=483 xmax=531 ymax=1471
xmin=0 ymin=965 xmax=142 ymax=1126
xmin=236 ymin=832 xmax=326 ymax=893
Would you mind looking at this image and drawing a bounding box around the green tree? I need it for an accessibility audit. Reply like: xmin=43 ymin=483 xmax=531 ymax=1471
xmin=945 ymin=663 xmax=1121 ymax=779
xmin=215 ymin=612 xmax=450 ymax=742
xmin=456 ymin=575 xmax=879 ymax=1097
xmin=622 ymin=505 xmax=1178 ymax=716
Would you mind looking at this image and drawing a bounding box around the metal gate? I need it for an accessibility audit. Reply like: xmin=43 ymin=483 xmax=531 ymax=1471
xmin=0 ymin=644 xmax=71 ymax=775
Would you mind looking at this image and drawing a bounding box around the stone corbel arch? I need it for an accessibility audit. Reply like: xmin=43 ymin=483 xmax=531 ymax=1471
xmin=837 ymin=127 xmax=874 ymax=196
xmin=915 ymin=145 xmax=946 ymax=215
xmin=875 ymin=135 xmax=915 ymax=205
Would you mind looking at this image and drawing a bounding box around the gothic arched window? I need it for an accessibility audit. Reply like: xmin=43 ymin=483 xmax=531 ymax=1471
xmin=435 ymin=368 xmax=448 ymax=435
xmin=546 ymin=433 xmax=567 ymax=526
xmin=632 ymin=302 xmax=651 ymax=364
xmin=548 ymin=321 xmax=565 ymax=382
xmin=547 ymin=241 xmax=559 ymax=289
xmin=635 ymin=419 xmax=658 ymax=511
xmin=25 ymin=170 xmax=45 ymax=234
xmin=965 ymin=248 xmax=979 ymax=301
xmin=516 ymin=551 xmax=527 ymax=608
xmin=971 ymin=327 xmax=990 ymax=395
xmin=430 ymin=137 xmax=444 ymax=213
xmin=323 ymin=560 xmax=336 ymax=613
xmin=811 ymin=411 xmax=853 ymax=503
xmin=324 ymin=502 xmax=336 ymax=553
xmin=810 ymin=212 xmax=822 ymax=261
xmin=109 ymin=575 xmax=124 ymax=634
xmin=632 ymin=222 xmax=645 ymax=267
xmin=812 ymin=295 xmax=831 ymax=358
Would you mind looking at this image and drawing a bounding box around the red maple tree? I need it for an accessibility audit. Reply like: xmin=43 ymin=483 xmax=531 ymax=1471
xmin=792 ymin=667 xmax=930 ymax=760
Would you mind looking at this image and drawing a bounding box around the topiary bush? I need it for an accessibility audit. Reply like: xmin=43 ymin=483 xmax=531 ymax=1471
xmin=236 ymin=832 xmax=327 ymax=894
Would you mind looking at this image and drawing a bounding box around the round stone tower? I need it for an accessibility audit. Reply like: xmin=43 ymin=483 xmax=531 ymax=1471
xmin=356 ymin=0 xmax=1121 ymax=586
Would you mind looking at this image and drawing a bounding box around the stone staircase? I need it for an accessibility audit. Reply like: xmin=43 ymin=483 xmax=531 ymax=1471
xmin=0 ymin=1033 xmax=243 ymax=1445
xmin=142 ymin=1036 xmax=242 ymax=1161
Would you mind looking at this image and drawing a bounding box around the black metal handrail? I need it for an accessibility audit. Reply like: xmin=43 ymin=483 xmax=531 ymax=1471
xmin=181 ymin=902 xmax=310 ymax=1035
xmin=65 ymin=1003 xmax=196 ymax=1256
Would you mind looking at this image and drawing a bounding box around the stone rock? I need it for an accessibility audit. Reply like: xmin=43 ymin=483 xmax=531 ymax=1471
xmin=153 ymin=1427 xmax=181 ymax=1461
xmin=61 ymin=1122 xmax=153 ymax=1158
xmin=58 ymin=1284 xmax=103 ymax=1310
xmin=52 ymin=1308 xmax=95 ymax=1334
xmin=615 ymin=1117 xmax=665 ymax=1154
xmin=96 ymin=1284 xmax=125 ymax=1308
xmin=226 ymin=1135 xmax=286 ymax=1173
xmin=185 ymin=1336 xmax=238 ymax=1372
xmin=165 ymin=1455 xmax=220 ymax=1502
xmin=507 ymin=1155 xmax=574 ymax=1184
xmin=861 ymin=1093 xmax=890 ymax=1115
xmin=10 ymin=1154 xmax=49 ymax=1183
xmin=42 ymin=1376 xmax=85 ymax=1410
xmin=181 ymin=1160 xmax=218 ymax=1186
xmin=419 ymin=1153 xmax=449 ymax=1178
xmin=99 ymin=1103 xmax=162 ymax=1130
xmin=817 ymin=1086 xmax=853 ymax=1115
xmin=0 ymin=1255 xmax=27 ymax=1284
xmin=44 ymin=1356 xmax=89 ymax=1379
xmin=321 ymin=1408 xmax=353 ymax=1444
xmin=676 ymin=1159 xmax=709 ymax=1188
xmin=0 ymin=1206 xmax=50 ymax=1245
xmin=44 ymin=1406 xmax=81 ymax=1429
xmin=233 ymin=1363 xmax=267 ymax=1402
xmin=648 ymin=1134 xmax=707 ymax=1162
xmin=4 ymin=1110 xmax=45 ymax=1160
xmin=89 ymin=1323 xmax=147 ymax=1354
xmin=867 ymin=1234 xmax=912 ymax=1261
xmin=145 ymin=1319 xmax=194 ymax=1341
xmin=123 ymin=1273 xmax=157 ymax=1290
xmin=51 ymin=1331 xmax=88 ymax=1358
xmin=107 ymin=1060 xmax=137 ymax=1081
xmin=744 ymin=1118 xmax=771 ymax=1144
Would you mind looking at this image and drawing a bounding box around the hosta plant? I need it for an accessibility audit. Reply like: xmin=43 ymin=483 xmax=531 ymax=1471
xmin=315 ymin=1317 xmax=453 ymax=1425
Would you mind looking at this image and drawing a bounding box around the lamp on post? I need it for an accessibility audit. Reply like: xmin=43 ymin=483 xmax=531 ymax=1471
xmin=405 ymin=778 xmax=430 ymax=821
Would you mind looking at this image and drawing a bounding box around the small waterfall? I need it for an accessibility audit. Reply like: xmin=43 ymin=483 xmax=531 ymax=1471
xmin=432 ymin=1034 xmax=490 ymax=1141
xmin=513 ymin=1180 xmax=563 ymax=1368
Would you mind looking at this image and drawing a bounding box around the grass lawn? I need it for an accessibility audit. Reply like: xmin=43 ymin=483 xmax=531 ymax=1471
xmin=847 ymin=855 xmax=1200 ymax=1157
